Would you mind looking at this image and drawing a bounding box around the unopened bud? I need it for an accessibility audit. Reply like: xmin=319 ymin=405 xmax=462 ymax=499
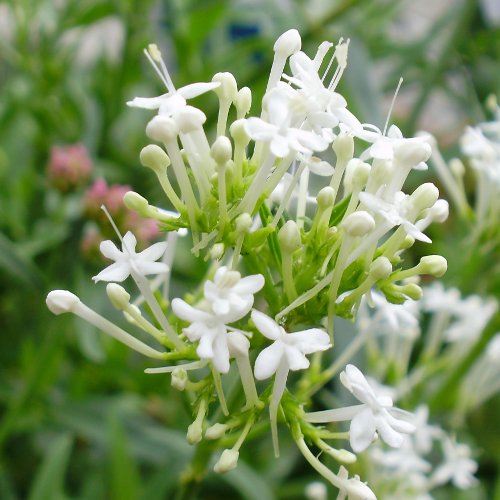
xmin=175 ymin=106 xmax=206 ymax=133
xmin=278 ymin=220 xmax=301 ymax=251
xmin=419 ymin=255 xmax=447 ymax=277
xmin=123 ymin=191 xmax=149 ymax=214
xmin=228 ymin=332 xmax=250 ymax=358
xmin=186 ymin=420 xmax=203 ymax=445
xmin=106 ymin=283 xmax=130 ymax=310
xmin=46 ymin=290 xmax=80 ymax=315
xmin=212 ymin=72 xmax=238 ymax=102
xmin=235 ymin=213 xmax=252 ymax=233
xmin=450 ymin=158 xmax=465 ymax=177
xmin=211 ymin=136 xmax=232 ymax=165
xmin=410 ymin=183 xmax=439 ymax=212
xmin=305 ymin=481 xmax=327 ymax=500
xmin=171 ymin=367 xmax=188 ymax=391
xmin=316 ymin=186 xmax=335 ymax=209
xmin=400 ymin=234 xmax=415 ymax=250
xmin=210 ymin=243 xmax=225 ymax=260
xmin=394 ymin=138 xmax=432 ymax=166
xmin=146 ymin=115 xmax=178 ymax=142
xmin=333 ymin=132 xmax=354 ymax=161
xmin=428 ymin=199 xmax=449 ymax=223
xmin=369 ymin=256 xmax=392 ymax=280
xmin=344 ymin=159 xmax=370 ymax=191
xmin=230 ymin=119 xmax=250 ymax=143
xmin=205 ymin=423 xmax=228 ymax=440
xmin=401 ymin=283 xmax=423 ymax=300
xmin=235 ymin=87 xmax=252 ymax=116
xmin=323 ymin=447 xmax=357 ymax=464
xmin=140 ymin=144 xmax=170 ymax=172
xmin=274 ymin=29 xmax=301 ymax=56
xmin=213 ymin=448 xmax=239 ymax=473
xmin=341 ymin=211 xmax=375 ymax=237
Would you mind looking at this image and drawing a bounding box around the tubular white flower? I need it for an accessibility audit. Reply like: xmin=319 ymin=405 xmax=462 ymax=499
xmin=305 ymin=364 xmax=415 ymax=453
xmin=92 ymin=231 xmax=168 ymax=283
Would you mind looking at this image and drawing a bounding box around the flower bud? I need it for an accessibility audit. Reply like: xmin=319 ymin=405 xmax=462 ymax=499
xmin=419 ymin=255 xmax=447 ymax=277
xmin=274 ymin=29 xmax=301 ymax=56
xmin=140 ymin=144 xmax=170 ymax=173
xmin=344 ymin=159 xmax=370 ymax=191
xmin=123 ymin=191 xmax=149 ymax=214
xmin=394 ymin=138 xmax=432 ymax=166
xmin=213 ymin=449 xmax=239 ymax=474
xmin=235 ymin=213 xmax=252 ymax=233
xmin=316 ymin=186 xmax=335 ymax=209
xmin=450 ymin=158 xmax=465 ymax=177
xmin=212 ymin=72 xmax=238 ymax=102
xmin=341 ymin=211 xmax=375 ymax=237
xmin=323 ymin=447 xmax=357 ymax=463
xmin=305 ymin=481 xmax=327 ymax=500
xmin=146 ymin=115 xmax=178 ymax=142
xmin=369 ymin=256 xmax=392 ymax=280
xmin=333 ymin=132 xmax=354 ymax=161
xmin=211 ymin=136 xmax=232 ymax=165
xmin=344 ymin=477 xmax=376 ymax=500
xmin=106 ymin=283 xmax=130 ymax=310
xmin=278 ymin=220 xmax=301 ymax=252
xmin=210 ymin=243 xmax=225 ymax=260
xmin=46 ymin=290 xmax=80 ymax=315
xmin=400 ymin=234 xmax=415 ymax=250
xmin=205 ymin=423 xmax=228 ymax=440
xmin=410 ymin=183 xmax=439 ymax=212
xmin=400 ymin=283 xmax=423 ymax=300
xmin=235 ymin=86 xmax=252 ymax=117
xmin=171 ymin=367 xmax=188 ymax=391
xmin=228 ymin=332 xmax=250 ymax=358
xmin=46 ymin=144 xmax=92 ymax=192
xmin=175 ymin=106 xmax=206 ymax=133
xmin=230 ymin=119 xmax=250 ymax=145
xmin=428 ymin=199 xmax=449 ymax=223
xmin=186 ymin=420 xmax=203 ymax=445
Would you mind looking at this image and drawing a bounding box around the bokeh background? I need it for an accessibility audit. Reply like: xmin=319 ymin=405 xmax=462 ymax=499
xmin=1 ymin=0 xmax=499 ymax=498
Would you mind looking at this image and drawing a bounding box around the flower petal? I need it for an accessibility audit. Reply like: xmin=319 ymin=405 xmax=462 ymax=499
xmin=93 ymin=262 xmax=131 ymax=283
xmin=288 ymin=328 xmax=331 ymax=354
xmin=212 ymin=332 xmax=230 ymax=373
xmin=254 ymin=341 xmax=284 ymax=380
xmin=251 ymin=310 xmax=282 ymax=340
xmin=349 ymin=406 xmax=376 ymax=453
xmin=122 ymin=232 xmax=138 ymax=253
xmin=171 ymin=298 xmax=212 ymax=323
xmin=284 ymin=345 xmax=309 ymax=371
xmin=137 ymin=241 xmax=168 ymax=262
xmin=178 ymin=81 xmax=220 ymax=99
xmin=99 ymin=240 xmax=123 ymax=261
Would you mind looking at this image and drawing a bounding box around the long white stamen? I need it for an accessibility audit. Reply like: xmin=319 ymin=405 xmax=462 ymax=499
xmin=270 ymin=359 xmax=289 ymax=457
xmin=383 ymin=77 xmax=403 ymax=136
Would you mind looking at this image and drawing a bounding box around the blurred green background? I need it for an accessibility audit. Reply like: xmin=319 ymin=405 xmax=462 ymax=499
xmin=1 ymin=0 xmax=499 ymax=498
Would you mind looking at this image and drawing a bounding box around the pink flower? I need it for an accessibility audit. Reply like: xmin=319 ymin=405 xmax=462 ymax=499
xmin=47 ymin=144 xmax=92 ymax=192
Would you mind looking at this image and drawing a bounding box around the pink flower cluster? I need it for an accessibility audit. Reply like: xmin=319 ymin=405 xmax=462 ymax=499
xmin=47 ymin=144 xmax=92 ymax=192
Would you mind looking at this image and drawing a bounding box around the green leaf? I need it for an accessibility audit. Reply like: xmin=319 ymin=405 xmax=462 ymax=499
xmin=330 ymin=195 xmax=351 ymax=227
xmin=28 ymin=434 xmax=73 ymax=500
xmin=108 ymin=416 xmax=140 ymax=500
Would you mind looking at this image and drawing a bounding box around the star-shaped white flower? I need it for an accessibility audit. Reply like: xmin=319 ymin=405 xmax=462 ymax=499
xmin=252 ymin=310 xmax=331 ymax=380
xmin=92 ymin=231 xmax=168 ymax=283
xmin=245 ymin=87 xmax=329 ymax=158
xmin=204 ymin=267 xmax=265 ymax=323
xmin=305 ymin=364 xmax=415 ymax=453
xmin=359 ymin=190 xmax=431 ymax=243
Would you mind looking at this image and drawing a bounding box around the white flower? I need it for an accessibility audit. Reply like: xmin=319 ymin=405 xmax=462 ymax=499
xmin=252 ymin=310 xmax=331 ymax=380
xmin=359 ymin=190 xmax=431 ymax=243
xmin=421 ymin=282 xmax=462 ymax=314
xmin=171 ymin=298 xmax=231 ymax=373
xmin=245 ymin=87 xmax=329 ymax=158
xmin=431 ymin=437 xmax=478 ymax=490
xmin=336 ymin=466 xmax=376 ymax=500
xmin=305 ymin=365 xmax=415 ymax=453
xmin=92 ymin=231 xmax=168 ymax=283
xmin=204 ymin=267 xmax=264 ymax=322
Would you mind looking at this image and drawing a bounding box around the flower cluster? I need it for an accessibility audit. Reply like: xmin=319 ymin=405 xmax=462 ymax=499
xmin=46 ymin=143 xmax=93 ymax=192
xmin=45 ymin=30 xmax=482 ymax=498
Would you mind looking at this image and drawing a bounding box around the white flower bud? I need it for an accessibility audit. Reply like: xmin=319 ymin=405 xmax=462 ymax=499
xmin=369 ymin=256 xmax=392 ymax=280
xmin=106 ymin=283 xmax=130 ymax=310
xmin=212 ymin=72 xmax=238 ymax=101
xmin=123 ymin=304 xmax=141 ymax=325
xmin=230 ymin=119 xmax=250 ymax=143
xmin=171 ymin=367 xmax=188 ymax=391
xmin=235 ymin=86 xmax=252 ymax=116
xmin=205 ymin=423 xmax=228 ymax=440
xmin=428 ymin=199 xmax=449 ymax=223
xmin=304 ymin=481 xmax=327 ymax=500
xmin=419 ymin=255 xmax=447 ymax=277
xmin=175 ymin=106 xmax=206 ymax=133
xmin=211 ymin=136 xmax=232 ymax=165
xmin=333 ymin=132 xmax=354 ymax=161
xmin=123 ymin=191 xmax=149 ymax=213
xmin=410 ymin=183 xmax=439 ymax=212
xmin=273 ymin=29 xmax=301 ymax=56
xmin=235 ymin=213 xmax=252 ymax=233
xmin=213 ymin=449 xmax=239 ymax=474
xmin=323 ymin=447 xmax=357 ymax=464
xmin=394 ymin=138 xmax=432 ymax=166
xmin=210 ymin=243 xmax=225 ymax=260
xmin=344 ymin=477 xmax=376 ymax=500
xmin=344 ymin=159 xmax=370 ymax=191
xmin=401 ymin=283 xmax=423 ymax=300
xmin=341 ymin=211 xmax=375 ymax=237
xmin=400 ymin=234 xmax=415 ymax=249
xmin=186 ymin=420 xmax=203 ymax=445
xmin=278 ymin=220 xmax=301 ymax=252
xmin=228 ymin=332 xmax=250 ymax=358
xmin=140 ymin=144 xmax=170 ymax=172
xmin=316 ymin=186 xmax=335 ymax=209
xmin=146 ymin=115 xmax=178 ymax=142
xmin=46 ymin=290 xmax=80 ymax=315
